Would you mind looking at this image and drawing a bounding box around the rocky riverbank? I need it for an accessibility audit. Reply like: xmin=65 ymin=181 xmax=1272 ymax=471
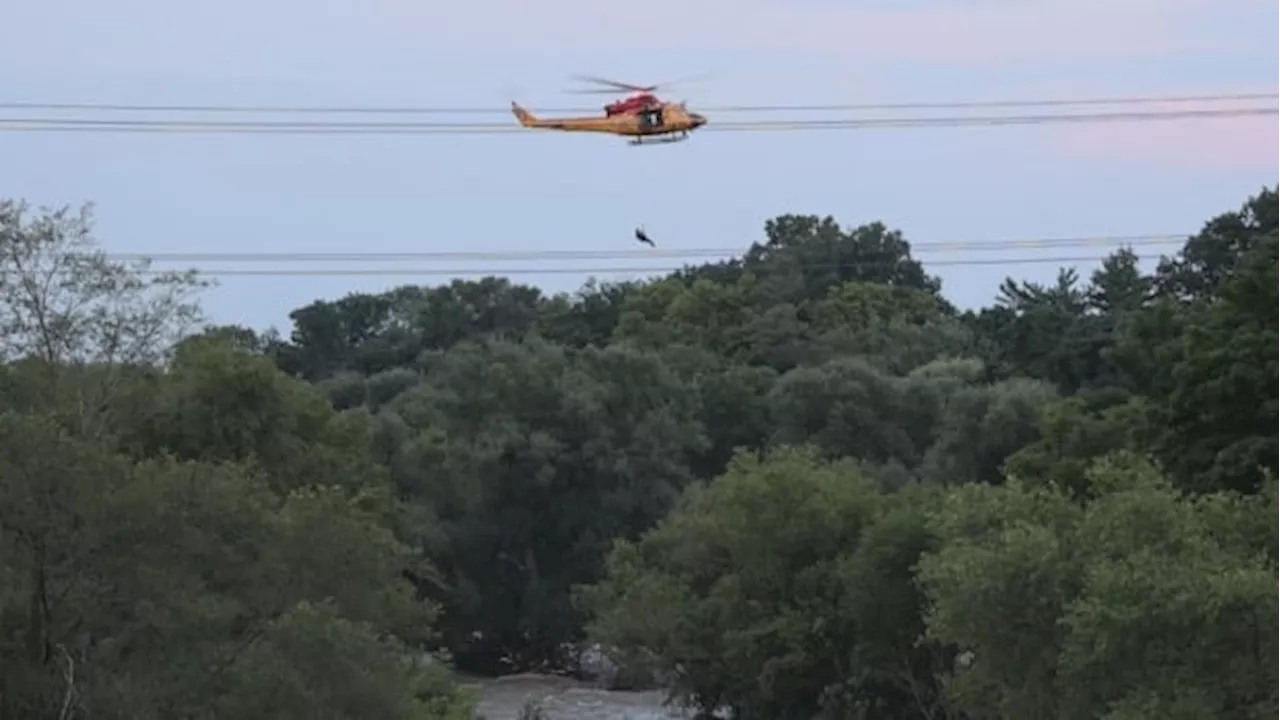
xmin=464 ymin=673 xmax=694 ymax=720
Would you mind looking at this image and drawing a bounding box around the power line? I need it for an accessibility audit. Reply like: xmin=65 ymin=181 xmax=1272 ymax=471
xmin=109 ymin=234 xmax=1186 ymax=264
xmin=1 ymin=91 xmax=1272 ymax=116
xmin=121 ymin=254 xmax=1162 ymax=277
xmin=0 ymin=106 xmax=1270 ymax=135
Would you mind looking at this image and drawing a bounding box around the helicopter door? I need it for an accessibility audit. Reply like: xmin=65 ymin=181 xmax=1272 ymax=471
xmin=639 ymin=108 xmax=663 ymax=130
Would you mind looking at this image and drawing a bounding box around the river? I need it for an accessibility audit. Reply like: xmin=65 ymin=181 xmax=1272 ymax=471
xmin=463 ymin=673 xmax=696 ymax=720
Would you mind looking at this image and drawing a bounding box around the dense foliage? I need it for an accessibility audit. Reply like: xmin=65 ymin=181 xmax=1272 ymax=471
xmin=1 ymin=188 xmax=1275 ymax=719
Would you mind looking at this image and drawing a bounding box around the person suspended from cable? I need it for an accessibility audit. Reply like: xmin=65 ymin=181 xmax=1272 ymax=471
xmin=635 ymin=226 xmax=655 ymax=247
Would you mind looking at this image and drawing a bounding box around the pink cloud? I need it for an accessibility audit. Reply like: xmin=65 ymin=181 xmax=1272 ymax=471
xmin=388 ymin=0 xmax=1223 ymax=62
xmin=1053 ymin=104 xmax=1278 ymax=170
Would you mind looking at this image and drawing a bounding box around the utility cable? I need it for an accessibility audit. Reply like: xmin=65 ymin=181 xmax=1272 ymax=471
xmin=106 ymin=234 xmax=1186 ymax=264
xmin=114 ymin=254 xmax=1164 ymax=277
xmin=1 ymin=91 xmax=1272 ymax=115
xmin=0 ymin=107 xmax=1272 ymax=134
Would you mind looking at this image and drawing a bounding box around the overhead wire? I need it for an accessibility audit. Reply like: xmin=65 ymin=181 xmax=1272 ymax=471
xmin=95 ymin=235 xmax=1187 ymax=278
xmin=1 ymin=91 xmax=1273 ymax=115
xmin=0 ymin=93 xmax=1226 ymax=278
xmin=2 ymin=89 xmax=1274 ymax=134
xmin=0 ymin=107 xmax=1272 ymax=134
xmin=116 ymin=254 xmax=1169 ymax=277
xmin=106 ymin=234 xmax=1187 ymax=263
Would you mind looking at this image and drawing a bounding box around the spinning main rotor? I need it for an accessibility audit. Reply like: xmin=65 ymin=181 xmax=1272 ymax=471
xmin=566 ymin=74 xmax=708 ymax=97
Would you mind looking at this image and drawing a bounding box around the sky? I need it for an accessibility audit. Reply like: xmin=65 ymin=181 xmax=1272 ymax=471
xmin=2 ymin=0 xmax=1277 ymax=334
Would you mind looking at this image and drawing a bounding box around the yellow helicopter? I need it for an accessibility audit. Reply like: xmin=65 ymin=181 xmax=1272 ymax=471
xmin=510 ymin=75 xmax=708 ymax=146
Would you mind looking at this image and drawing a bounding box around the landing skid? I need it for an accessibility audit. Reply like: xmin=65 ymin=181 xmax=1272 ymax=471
xmin=627 ymin=131 xmax=691 ymax=146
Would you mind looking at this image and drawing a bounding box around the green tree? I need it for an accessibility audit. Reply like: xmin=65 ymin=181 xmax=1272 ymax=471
xmin=918 ymin=454 xmax=1277 ymax=720
xmin=1002 ymin=390 xmax=1153 ymax=498
xmin=768 ymin=358 xmax=920 ymax=467
xmin=0 ymin=410 xmax=472 ymax=719
xmin=585 ymin=448 xmax=953 ymax=720
xmin=0 ymin=200 xmax=473 ymax=718
xmin=745 ymin=215 xmax=941 ymax=304
xmin=1155 ymin=230 xmax=1277 ymax=493
xmin=382 ymin=337 xmax=707 ymax=672
xmin=214 ymin=602 xmax=475 ymax=720
xmin=920 ymin=377 xmax=1059 ymax=485
xmin=538 ymin=279 xmax=635 ymax=348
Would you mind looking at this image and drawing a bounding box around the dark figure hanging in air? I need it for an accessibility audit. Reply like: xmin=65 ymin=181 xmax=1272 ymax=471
xmin=635 ymin=226 xmax=655 ymax=247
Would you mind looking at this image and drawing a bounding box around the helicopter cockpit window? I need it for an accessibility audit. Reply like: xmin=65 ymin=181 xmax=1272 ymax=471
xmin=640 ymin=109 xmax=663 ymax=128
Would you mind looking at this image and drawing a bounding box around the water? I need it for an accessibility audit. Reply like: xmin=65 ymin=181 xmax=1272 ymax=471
xmin=465 ymin=673 xmax=695 ymax=720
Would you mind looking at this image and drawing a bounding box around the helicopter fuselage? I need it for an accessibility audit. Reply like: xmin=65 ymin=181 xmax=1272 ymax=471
xmin=511 ymin=101 xmax=708 ymax=141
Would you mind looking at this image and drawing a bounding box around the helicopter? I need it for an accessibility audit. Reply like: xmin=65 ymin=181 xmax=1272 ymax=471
xmin=510 ymin=75 xmax=709 ymax=145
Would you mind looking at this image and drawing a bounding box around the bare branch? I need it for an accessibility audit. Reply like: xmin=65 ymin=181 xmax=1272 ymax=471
xmin=56 ymin=643 xmax=77 ymax=720
xmin=0 ymin=199 xmax=214 ymax=432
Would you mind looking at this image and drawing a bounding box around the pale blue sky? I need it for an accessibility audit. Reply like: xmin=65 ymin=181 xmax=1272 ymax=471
xmin=3 ymin=0 xmax=1276 ymax=333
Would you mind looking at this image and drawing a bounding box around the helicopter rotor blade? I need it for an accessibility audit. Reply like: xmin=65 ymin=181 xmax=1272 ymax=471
xmin=564 ymin=88 xmax=642 ymax=95
xmin=647 ymin=72 xmax=712 ymax=90
xmin=569 ymin=74 xmax=656 ymax=93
